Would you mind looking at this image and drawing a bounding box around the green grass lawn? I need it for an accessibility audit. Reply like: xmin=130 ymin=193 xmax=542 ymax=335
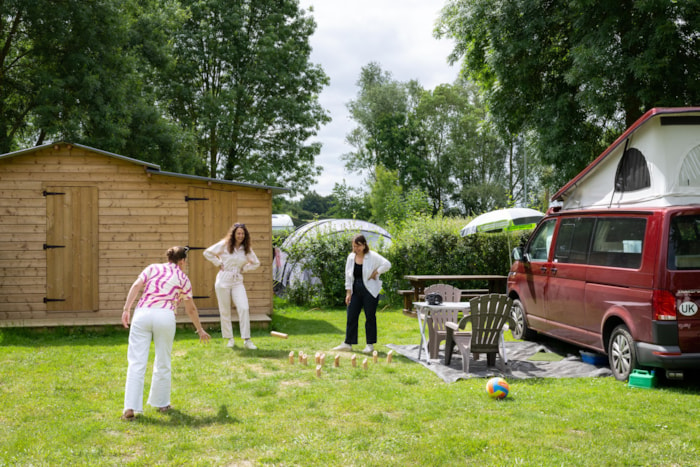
xmin=1 ymin=300 xmax=699 ymax=466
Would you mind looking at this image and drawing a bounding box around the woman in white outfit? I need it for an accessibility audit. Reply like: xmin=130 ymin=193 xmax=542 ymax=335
xmin=333 ymin=234 xmax=391 ymax=354
xmin=204 ymin=223 xmax=260 ymax=349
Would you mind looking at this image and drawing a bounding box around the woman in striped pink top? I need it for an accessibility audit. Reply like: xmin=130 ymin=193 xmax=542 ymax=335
xmin=120 ymin=246 xmax=211 ymax=421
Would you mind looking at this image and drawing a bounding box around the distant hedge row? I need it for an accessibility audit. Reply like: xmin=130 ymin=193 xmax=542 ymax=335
xmin=281 ymin=215 xmax=528 ymax=308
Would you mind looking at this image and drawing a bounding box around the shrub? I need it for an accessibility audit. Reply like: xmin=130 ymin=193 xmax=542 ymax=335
xmin=282 ymin=230 xmax=357 ymax=307
xmin=281 ymin=214 xmax=528 ymax=307
xmin=381 ymin=214 xmax=528 ymax=304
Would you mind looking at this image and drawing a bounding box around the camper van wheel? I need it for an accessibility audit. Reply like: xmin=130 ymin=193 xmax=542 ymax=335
xmin=608 ymin=325 xmax=637 ymax=381
xmin=510 ymin=299 xmax=536 ymax=340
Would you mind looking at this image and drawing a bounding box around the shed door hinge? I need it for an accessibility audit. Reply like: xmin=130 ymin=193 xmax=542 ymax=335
xmin=184 ymin=196 xmax=209 ymax=202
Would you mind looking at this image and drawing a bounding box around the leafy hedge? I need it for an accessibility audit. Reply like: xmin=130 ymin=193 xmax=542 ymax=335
xmin=281 ymin=215 xmax=528 ymax=307
xmin=281 ymin=230 xmax=357 ymax=307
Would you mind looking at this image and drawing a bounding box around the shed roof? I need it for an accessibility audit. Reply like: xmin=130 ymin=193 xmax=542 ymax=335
xmin=0 ymin=141 xmax=290 ymax=194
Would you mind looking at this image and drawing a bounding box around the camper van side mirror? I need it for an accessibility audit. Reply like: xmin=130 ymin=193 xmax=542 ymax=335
xmin=512 ymin=247 xmax=526 ymax=262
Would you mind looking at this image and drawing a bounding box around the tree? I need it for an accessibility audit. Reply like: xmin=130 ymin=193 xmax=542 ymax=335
xmin=368 ymin=165 xmax=430 ymax=229
xmin=343 ymin=62 xmax=422 ymax=189
xmin=344 ymin=64 xmax=538 ymax=216
xmin=300 ymin=191 xmax=334 ymax=217
xmin=448 ymin=98 xmax=510 ymax=215
xmin=1 ymin=0 xmax=135 ymax=152
xmin=412 ymin=80 xmax=520 ymax=214
xmin=437 ymin=0 xmax=700 ymax=190
xmin=161 ymin=0 xmax=330 ymax=194
xmin=410 ymin=84 xmax=458 ymax=213
xmin=0 ymin=0 xmax=198 ymax=169
xmin=326 ymin=181 xmax=372 ymax=220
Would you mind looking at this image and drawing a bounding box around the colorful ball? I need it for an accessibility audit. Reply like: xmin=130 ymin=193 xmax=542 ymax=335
xmin=486 ymin=377 xmax=509 ymax=399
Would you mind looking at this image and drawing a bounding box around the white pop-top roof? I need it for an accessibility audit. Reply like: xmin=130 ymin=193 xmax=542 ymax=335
xmin=552 ymin=107 xmax=700 ymax=210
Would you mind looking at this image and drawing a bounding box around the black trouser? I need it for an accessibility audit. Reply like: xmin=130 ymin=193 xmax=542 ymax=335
xmin=345 ymin=279 xmax=378 ymax=345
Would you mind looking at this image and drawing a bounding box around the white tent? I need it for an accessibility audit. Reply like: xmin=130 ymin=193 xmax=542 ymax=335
xmin=552 ymin=107 xmax=700 ymax=210
xmin=460 ymin=208 xmax=544 ymax=236
xmin=273 ymin=219 xmax=392 ymax=294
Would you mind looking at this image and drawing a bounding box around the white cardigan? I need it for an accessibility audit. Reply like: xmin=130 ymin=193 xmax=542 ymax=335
xmin=344 ymin=250 xmax=391 ymax=298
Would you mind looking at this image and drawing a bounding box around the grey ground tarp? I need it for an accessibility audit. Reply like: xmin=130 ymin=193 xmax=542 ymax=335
xmin=386 ymin=340 xmax=613 ymax=383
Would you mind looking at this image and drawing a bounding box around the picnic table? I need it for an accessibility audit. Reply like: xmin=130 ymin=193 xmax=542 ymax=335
xmin=400 ymin=275 xmax=508 ymax=314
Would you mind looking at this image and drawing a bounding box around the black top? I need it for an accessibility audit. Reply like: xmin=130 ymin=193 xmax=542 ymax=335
xmin=353 ymin=262 xmax=363 ymax=280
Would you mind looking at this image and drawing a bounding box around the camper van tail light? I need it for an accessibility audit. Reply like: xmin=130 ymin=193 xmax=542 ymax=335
xmin=653 ymin=290 xmax=677 ymax=321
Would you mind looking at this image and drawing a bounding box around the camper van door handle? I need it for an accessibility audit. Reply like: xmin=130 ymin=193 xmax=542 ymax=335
xmin=43 ymin=244 xmax=65 ymax=249
xmin=550 ymin=268 xmax=558 ymax=275
xmin=540 ymin=266 xmax=547 ymax=273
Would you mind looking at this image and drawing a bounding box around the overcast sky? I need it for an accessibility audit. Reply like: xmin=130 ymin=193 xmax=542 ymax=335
xmin=303 ymin=0 xmax=459 ymax=196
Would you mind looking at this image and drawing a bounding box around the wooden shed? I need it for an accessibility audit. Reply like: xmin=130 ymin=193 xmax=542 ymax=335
xmin=0 ymin=142 xmax=287 ymax=328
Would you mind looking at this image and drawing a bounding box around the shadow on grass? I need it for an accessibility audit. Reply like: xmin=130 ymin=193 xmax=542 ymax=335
xmin=0 ymin=326 xmax=129 ymax=347
xmin=0 ymin=326 xmax=211 ymax=347
xmin=135 ymin=405 xmax=241 ymax=427
xmin=229 ymin=348 xmax=294 ymax=359
xmin=0 ymin=312 xmax=344 ymax=347
xmin=270 ymin=313 xmax=343 ymax=336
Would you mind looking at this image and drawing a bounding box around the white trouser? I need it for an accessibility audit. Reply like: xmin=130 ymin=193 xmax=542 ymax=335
xmin=123 ymin=307 xmax=176 ymax=413
xmin=215 ymin=281 xmax=250 ymax=339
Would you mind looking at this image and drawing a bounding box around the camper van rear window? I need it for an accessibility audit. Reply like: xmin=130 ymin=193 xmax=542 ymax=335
xmin=668 ymin=215 xmax=700 ymax=270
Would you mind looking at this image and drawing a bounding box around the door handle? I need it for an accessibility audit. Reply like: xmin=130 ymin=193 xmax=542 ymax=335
xmin=550 ymin=268 xmax=557 ymax=275
xmin=540 ymin=266 xmax=547 ymax=273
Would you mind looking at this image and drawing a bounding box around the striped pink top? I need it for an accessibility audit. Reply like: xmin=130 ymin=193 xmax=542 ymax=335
xmin=136 ymin=262 xmax=193 ymax=312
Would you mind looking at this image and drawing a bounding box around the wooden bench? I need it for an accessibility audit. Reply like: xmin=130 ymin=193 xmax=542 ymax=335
xmin=398 ymin=288 xmax=489 ymax=316
xmin=398 ymin=290 xmax=416 ymax=316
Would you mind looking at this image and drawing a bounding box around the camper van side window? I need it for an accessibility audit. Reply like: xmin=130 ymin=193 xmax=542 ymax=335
xmin=554 ymin=218 xmax=595 ymax=264
xmin=589 ymin=218 xmax=646 ymax=269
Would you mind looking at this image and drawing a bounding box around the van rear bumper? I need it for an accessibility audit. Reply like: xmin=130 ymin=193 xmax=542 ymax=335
xmin=636 ymin=342 xmax=700 ymax=369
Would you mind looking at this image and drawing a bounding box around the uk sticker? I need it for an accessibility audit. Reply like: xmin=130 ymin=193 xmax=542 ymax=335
xmin=678 ymin=301 xmax=698 ymax=317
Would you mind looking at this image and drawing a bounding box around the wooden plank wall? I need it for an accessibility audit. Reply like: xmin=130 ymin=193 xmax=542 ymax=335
xmin=0 ymin=144 xmax=273 ymax=327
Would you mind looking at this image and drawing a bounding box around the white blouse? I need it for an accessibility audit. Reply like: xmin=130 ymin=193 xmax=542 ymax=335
xmin=344 ymin=250 xmax=391 ymax=298
xmin=203 ymin=239 xmax=260 ymax=287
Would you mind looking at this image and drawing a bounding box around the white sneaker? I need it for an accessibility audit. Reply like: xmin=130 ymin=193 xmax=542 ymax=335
xmin=226 ymin=338 xmax=235 ymax=348
xmin=362 ymin=344 xmax=374 ymax=354
xmin=244 ymin=339 xmax=257 ymax=350
xmin=333 ymin=342 xmax=352 ymax=351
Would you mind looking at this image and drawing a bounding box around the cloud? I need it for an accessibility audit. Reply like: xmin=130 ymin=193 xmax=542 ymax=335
xmin=303 ymin=0 xmax=458 ymax=196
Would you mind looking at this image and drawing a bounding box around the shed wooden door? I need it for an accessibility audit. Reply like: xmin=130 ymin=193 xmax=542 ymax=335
xmin=45 ymin=186 xmax=99 ymax=312
xmin=187 ymin=187 xmax=237 ymax=310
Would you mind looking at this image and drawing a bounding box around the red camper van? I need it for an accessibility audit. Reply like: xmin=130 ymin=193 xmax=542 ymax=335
xmin=507 ymin=107 xmax=700 ymax=381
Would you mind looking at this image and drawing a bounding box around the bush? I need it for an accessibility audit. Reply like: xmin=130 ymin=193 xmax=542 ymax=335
xmin=283 ymin=230 xmax=357 ymax=307
xmin=281 ymin=214 xmax=528 ymax=307
xmin=381 ymin=214 xmax=528 ymax=305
